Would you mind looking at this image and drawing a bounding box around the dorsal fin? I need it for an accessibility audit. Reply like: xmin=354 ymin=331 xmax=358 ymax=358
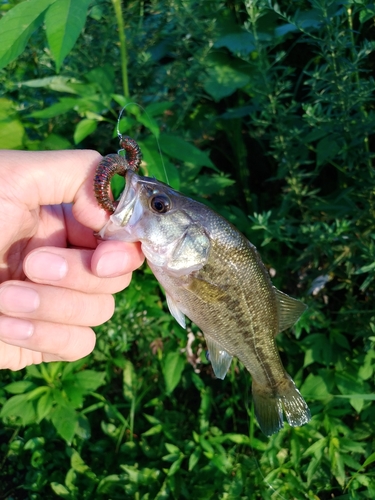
xmin=205 ymin=337 xmax=233 ymax=380
xmin=274 ymin=288 xmax=307 ymax=333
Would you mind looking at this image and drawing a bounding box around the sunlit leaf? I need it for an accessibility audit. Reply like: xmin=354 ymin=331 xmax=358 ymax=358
xmin=45 ymin=0 xmax=91 ymax=72
xmin=162 ymin=351 xmax=185 ymax=394
xmin=50 ymin=406 xmax=78 ymax=444
xmin=73 ymin=118 xmax=97 ymax=144
xmin=0 ymin=0 xmax=55 ymax=70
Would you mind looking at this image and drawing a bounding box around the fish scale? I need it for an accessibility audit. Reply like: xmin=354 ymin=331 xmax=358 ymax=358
xmin=98 ymin=169 xmax=311 ymax=436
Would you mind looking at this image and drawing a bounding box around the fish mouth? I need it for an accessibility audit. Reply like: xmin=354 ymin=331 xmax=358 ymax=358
xmin=97 ymin=170 xmax=141 ymax=241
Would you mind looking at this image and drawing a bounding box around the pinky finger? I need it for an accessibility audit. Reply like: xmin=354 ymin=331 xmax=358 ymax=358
xmin=0 ymin=316 xmax=96 ymax=370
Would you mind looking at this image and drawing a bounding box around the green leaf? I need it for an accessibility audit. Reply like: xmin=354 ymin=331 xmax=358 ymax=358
xmin=0 ymin=119 xmax=25 ymax=149
xmin=50 ymin=482 xmax=71 ymax=497
xmin=167 ymin=456 xmax=184 ymax=476
xmin=36 ymin=390 xmax=54 ymax=421
xmin=162 ymin=351 xmax=185 ymax=395
xmin=138 ymin=137 xmax=180 ymax=189
xmin=29 ymin=97 xmax=78 ymax=118
xmin=188 ymin=448 xmax=201 ymax=471
xmin=189 ymin=174 xmax=235 ymax=196
xmin=20 ymin=75 xmax=80 ymax=93
xmin=0 ymin=0 xmax=56 ymax=71
xmin=137 ymin=114 xmax=160 ymax=138
xmin=165 ymin=443 xmax=180 ymax=454
xmin=158 ymin=133 xmax=214 ymax=168
xmin=63 ymin=370 xmax=106 ymax=398
xmin=123 ymin=360 xmax=136 ymax=401
xmin=316 ymin=136 xmax=340 ymax=166
xmin=45 ymin=0 xmax=91 ymax=72
xmin=73 ymin=118 xmax=97 ymax=144
xmin=145 ymin=101 xmax=174 ymax=117
xmin=86 ymin=65 xmax=115 ymax=95
xmin=0 ymin=394 xmax=37 ymax=425
xmin=4 ymin=380 xmax=37 ymax=394
xmin=300 ymin=373 xmax=333 ymax=400
xmin=71 ymin=450 xmax=91 ymax=474
xmin=41 ymin=133 xmax=72 ymax=150
xmin=50 ymin=405 xmax=78 ymax=444
xmin=214 ymin=30 xmax=255 ymax=54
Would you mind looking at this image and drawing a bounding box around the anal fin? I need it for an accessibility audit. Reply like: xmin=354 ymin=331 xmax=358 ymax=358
xmin=206 ymin=337 xmax=233 ymax=380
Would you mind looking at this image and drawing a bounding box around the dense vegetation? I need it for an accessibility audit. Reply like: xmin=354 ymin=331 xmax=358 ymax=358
xmin=1 ymin=0 xmax=375 ymax=498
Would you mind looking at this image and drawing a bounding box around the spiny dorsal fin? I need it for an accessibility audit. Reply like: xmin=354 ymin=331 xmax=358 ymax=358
xmin=274 ymin=287 xmax=307 ymax=333
xmin=205 ymin=336 xmax=233 ymax=380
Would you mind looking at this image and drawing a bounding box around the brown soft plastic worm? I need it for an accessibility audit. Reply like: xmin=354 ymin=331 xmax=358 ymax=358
xmin=94 ymin=136 xmax=142 ymax=213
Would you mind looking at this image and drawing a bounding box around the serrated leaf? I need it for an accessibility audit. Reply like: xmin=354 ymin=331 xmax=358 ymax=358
xmin=74 ymin=118 xmax=97 ymax=144
xmin=0 ymin=0 xmax=55 ymax=71
xmin=162 ymin=351 xmax=185 ymax=394
xmin=45 ymin=0 xmax=91 ymax=72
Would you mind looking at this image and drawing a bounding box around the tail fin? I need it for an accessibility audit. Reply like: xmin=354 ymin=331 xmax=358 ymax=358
xmin=252 ymin=375 xmax=310 ymax=436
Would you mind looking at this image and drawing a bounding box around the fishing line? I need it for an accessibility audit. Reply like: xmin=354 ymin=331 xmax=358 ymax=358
xmin=116 ymin=103 xmax=169 ymax=184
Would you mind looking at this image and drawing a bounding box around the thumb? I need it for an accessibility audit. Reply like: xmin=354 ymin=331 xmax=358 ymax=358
xmin=1 ymin=149 xmax=109 ymax=231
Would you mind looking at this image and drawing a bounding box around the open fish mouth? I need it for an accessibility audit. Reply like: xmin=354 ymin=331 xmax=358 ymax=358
xmin=97 ymin=170 xmax=141 ymax=241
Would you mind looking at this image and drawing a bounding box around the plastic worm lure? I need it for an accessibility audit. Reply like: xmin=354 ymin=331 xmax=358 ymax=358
xmin=94 ymin=135 xmax=142 ymax=213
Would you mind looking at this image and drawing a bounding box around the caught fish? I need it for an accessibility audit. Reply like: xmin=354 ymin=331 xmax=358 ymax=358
xmin=95 ymin=137 xmax=311 ymax=436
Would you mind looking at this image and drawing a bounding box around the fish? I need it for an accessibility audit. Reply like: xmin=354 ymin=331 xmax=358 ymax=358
xmin=97 ymin=167 xmax=311 ymax=436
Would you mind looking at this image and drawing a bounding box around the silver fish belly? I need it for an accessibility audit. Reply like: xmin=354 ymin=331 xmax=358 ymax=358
xmin=98 ymin=169 xmax=311 ymax=436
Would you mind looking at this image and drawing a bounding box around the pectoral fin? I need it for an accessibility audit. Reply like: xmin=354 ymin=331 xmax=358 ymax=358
xmin=166 ymin=294 xmax=186 ymax=329
xmin=274 ymin=288 xmax=307 ymax=333
xmin=206 ymin=337 xmax=233 ymax=380
xmin=167 ymin=224 xmax=210 ymax=276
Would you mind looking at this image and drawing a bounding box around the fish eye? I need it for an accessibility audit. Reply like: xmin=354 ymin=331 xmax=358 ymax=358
xmin=149 ymin=194 xmax=171 ymax=214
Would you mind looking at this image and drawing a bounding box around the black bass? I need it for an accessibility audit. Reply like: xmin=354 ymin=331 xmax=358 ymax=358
xmin=96 ymin=166 xmax=311 ymax=436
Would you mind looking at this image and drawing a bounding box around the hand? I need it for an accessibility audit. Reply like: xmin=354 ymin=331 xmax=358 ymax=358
xmin=0 ymin=150 xmax=144 ymax=370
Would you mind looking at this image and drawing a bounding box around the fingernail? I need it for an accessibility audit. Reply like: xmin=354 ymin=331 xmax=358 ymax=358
xmin=26 ymin=251 xmax=68 ymax=281
xmin=0 ymin=286 xmax=40 ymax=313
xmin=0 ymin=317 xmax=34 ymax=340
xmin=96 ymin=251 xmax=129 ymax=277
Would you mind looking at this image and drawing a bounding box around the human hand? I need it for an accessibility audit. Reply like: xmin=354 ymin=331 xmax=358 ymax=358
xmin=0 ymin=150 xmax=144 ymax=370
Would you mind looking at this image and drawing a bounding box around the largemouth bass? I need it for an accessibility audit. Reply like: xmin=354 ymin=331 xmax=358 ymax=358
xmin=97 ymin=167 xmax=311 ymax=436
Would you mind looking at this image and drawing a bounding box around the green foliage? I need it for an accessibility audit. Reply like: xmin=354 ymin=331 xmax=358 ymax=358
xmin=1 ymin=0 xmax=375 ymax=498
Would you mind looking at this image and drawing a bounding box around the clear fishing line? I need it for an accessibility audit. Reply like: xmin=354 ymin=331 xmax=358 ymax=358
xmin=116 ymin=103 xmax=169 ymax=184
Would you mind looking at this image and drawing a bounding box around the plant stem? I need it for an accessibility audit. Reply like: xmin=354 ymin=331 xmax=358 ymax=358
xmin=111 ymin=0 xmax=129 ymax=97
